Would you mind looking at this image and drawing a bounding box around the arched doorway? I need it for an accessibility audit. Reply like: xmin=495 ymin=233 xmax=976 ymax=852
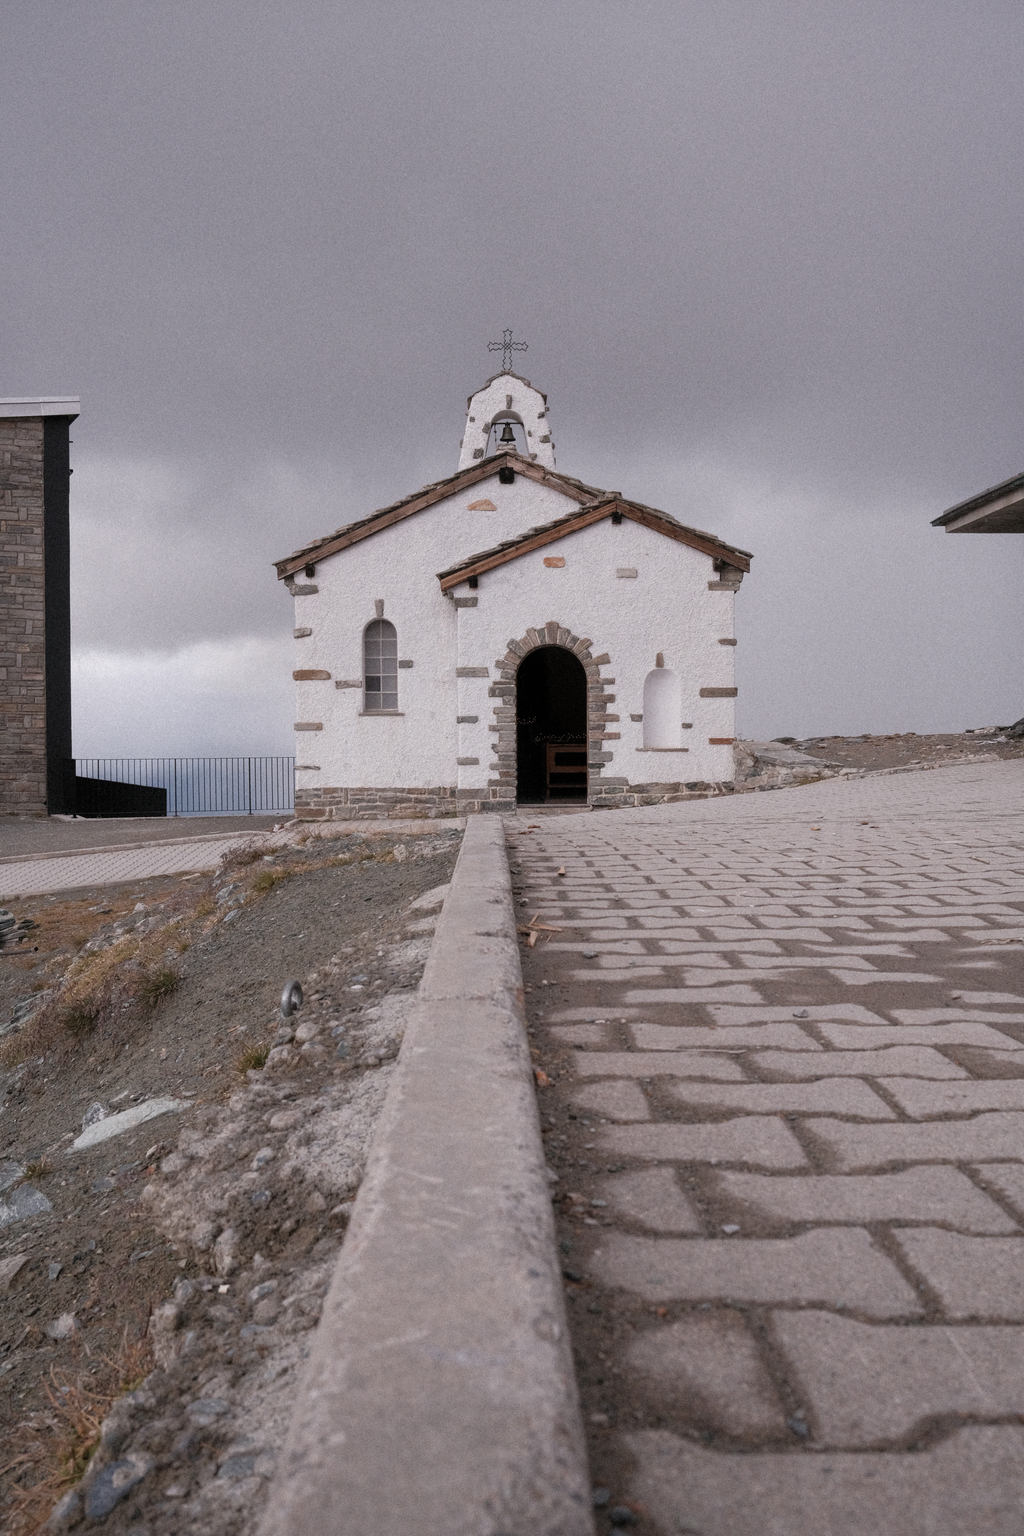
xmin=516 ymin=646 xmax=588 ymax=803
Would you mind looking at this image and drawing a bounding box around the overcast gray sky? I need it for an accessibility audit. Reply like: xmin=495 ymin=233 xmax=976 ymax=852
xmin=3 ymin=0 xmax=1022 ymax=754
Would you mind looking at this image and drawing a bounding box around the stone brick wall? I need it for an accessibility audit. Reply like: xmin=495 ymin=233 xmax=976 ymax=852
xmin=294 ymin=785 xmax=461 ymax=820
xmin=589 ymin=777 xmax=735 ymax=809
xmin=0 ymin=417 xmax=47 ymax=815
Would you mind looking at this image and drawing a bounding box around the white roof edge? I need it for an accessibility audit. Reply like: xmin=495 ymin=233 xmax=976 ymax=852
xmin=0 ymin=397 xmax=80 ymax=418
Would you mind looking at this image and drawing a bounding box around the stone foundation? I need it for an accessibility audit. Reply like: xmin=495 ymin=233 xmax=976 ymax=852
xmin=589 ymin=777 xmax=735 ymax=809
xmin=294 ymin=785 xmax=462 ymax=821
xmin=297 ymin=779 xmax=736 ymax=820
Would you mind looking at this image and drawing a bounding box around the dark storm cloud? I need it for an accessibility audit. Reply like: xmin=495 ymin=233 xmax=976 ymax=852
xmin=2 ymin=1 xmax=1021 ymax=742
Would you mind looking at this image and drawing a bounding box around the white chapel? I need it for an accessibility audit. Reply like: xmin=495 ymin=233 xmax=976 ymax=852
xmin=274 ymin=345 xmax=752 ymax=819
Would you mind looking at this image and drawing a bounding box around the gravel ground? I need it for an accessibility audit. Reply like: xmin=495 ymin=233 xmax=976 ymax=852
xmin=770 ymin=727 xmax=1024 ymax=775
xmin=0 ymin=824 xmax=460 ymax=1533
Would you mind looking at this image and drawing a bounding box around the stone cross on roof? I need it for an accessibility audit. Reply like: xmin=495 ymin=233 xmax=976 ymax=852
xmin=487 ymin=329 xmax=527 ymax=373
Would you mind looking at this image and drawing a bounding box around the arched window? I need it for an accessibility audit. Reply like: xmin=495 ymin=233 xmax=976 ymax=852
xmin=363 ymin=620 xmax=398 ymax=712
xmin=643 ymin=667 xmax=681 ymax=748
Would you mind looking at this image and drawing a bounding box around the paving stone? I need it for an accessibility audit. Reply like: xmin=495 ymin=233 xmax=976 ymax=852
xmin=623 ymin=985 xmax=766 ymax=1004
xmin=892 ymin=1009 xmax=1024 ymax=1027
xmin=627 ymin=1425 xmax=1024 ymax=1536
xmin=588 ymin=1228 xmax=921 ymax=1315
xmin=657 ymin=938 xmax=787 ymax=954
xmin=549 ymin=1024 xmax=610 ymax=1048
xmin=625 ymin=1313 xmax=788 ymax=1439
xmin=808 ymin=1111 xmax=1024 ymax=1171
xmin=571 ymin=1079 xmax=649 ymax=1122
xmin=885 ymin=1079 xmax=1024 ymax=1117
xmin=572 ymin=1051 xmax=749 ymax=1081
xmin=821 ymin=968 xmax=944 ymax=986
xmin=892 ymin=1230 xmax=1024 ymax=1318
xmin=664 ymin=1079 xmax=895 ymax=1117
xmin=773 ymin=1311 xmax=1024 ymax=1444
xmin=973 ymin=1163 xmax=1024 ymax=1217
xmin=549 ymin=1007 xmax=640 ymax=1023
xmin=819 ymin=1022 xmax=1024 ymax=1051
xmin=715 ymin=1166 xmax=1018 ymax=1233
xmin=631 ymin=1022 xmax=822 ymax=1051
xmin=599 ymin=1119 xmax=809 ymax=1169
xmin=598 ymin=1167 xmax=703 ymax=1232
xmin=950 ymin=1047 xmax=1024 ymax=1077
xmin=753 ymin=1047 xmax=968 ymax=1079
xmin=708 ymin=1004 xmax=888 ymax=1025
xmin=522 ymin=762 xmax=1024 ymax=1527
xmin=740 ymin=954 xmax=876 ymax=971
xmin=945 ymin=992 xmax=1024 ymax=1006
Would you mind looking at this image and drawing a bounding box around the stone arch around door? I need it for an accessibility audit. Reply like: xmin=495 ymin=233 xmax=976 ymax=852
xmin=483 ymin=621 xmax=618 ymax=813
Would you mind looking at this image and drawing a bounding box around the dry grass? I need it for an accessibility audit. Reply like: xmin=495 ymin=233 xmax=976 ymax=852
xmin=0 ymin=830 xmax=390 ymax=1080
xmin=222 ymin=840 xmax=284 ymax=872
xmin=138 ymin=967 xmax=180 ymax=1009
xmin=62 ymin=1001 xmax=100 ymax=1039
xmin=0 ymin=920 xmax=184 ymax=1071
xmin=235 ymin=1041 xmax=271 ymax=1073
xmin=0 ymin=1329 xmax=153 ymax=1536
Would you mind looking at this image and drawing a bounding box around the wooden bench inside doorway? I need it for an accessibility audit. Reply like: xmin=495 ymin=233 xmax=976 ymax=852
xmin=545 ymin=743 xmax=587 ymax=800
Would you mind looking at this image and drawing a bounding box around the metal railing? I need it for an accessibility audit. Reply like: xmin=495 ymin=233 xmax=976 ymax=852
xmin=70 ymin=757 xmax=295 ymax=817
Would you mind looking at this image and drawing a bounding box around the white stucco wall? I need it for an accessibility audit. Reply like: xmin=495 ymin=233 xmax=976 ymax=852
xmin=290 ymin=465 xmax=738 ymax=798
xmin=290 ymin=469 xmax=582 ymax=792
xmin=449 ymin=516 xmax=736 ymax=789
xmin=457 ymin=374 xmax=555 ymax=472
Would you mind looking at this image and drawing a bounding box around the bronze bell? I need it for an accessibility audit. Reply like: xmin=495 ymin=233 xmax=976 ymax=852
xmin=498 ymin=420 xmax=516 ymax=444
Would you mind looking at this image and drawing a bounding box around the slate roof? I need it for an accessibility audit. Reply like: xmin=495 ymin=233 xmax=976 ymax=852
xmin=273 ymin=449 xmax=752 ymax=581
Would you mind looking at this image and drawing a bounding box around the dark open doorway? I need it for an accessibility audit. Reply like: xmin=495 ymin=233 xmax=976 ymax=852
xmin=516 ymin=646 xmax=588 ymax=803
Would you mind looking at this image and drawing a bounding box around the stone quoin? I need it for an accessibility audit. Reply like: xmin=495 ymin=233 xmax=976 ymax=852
xmin=274 ymin=367 xmax=752 ymax=819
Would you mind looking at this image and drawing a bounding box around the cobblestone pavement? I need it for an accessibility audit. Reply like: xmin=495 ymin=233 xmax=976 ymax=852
xmin=508 ymin=759 xmax=1024 ymax=1536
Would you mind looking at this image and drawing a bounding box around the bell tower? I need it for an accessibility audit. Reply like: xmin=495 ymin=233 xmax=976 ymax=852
xmin=458 ymin=331 xmax=555 ymax=471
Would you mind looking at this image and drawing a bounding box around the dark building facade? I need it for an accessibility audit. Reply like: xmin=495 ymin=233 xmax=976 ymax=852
xmin=0 ymin=398 xmax=79 ymax=815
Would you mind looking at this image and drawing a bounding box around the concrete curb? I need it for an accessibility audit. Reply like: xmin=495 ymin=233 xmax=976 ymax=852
xmin=259 ymin=816 xmax=594 ymax=1536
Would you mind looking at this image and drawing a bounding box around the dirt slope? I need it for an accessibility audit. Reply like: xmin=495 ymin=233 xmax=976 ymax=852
xmin=0 ymin=825 xmax=460 ymax=1533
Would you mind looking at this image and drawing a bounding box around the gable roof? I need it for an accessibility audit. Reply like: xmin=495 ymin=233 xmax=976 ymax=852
xmin=435 ymin=495 xmax=751 ymax=591
xmin=273 ymin=449 xmax=751 ymax=581
xmin=932 ymin=469 xmax=1024 ymax=533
